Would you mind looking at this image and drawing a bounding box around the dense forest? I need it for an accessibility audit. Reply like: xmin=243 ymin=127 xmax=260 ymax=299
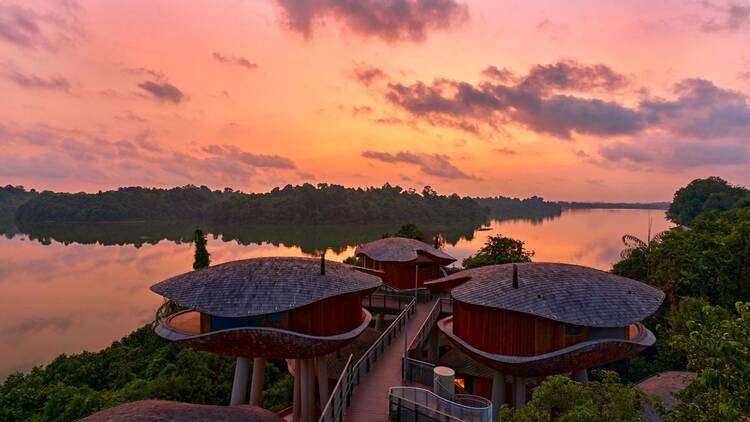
xmin=14 ymin=184 xmax=486 ymax=225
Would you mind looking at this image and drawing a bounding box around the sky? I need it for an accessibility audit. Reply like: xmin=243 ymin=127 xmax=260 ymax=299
xmin=1 ymin=0 xmax=750 ymax=201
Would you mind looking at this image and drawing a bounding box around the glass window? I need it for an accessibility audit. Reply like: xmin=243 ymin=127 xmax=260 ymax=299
xmin=565 ymin=325 xmax=583 ymax=336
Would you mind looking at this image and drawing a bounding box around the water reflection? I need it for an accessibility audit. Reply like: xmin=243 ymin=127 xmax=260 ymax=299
xmin=0 ymin=209 xmax=671 ymax=380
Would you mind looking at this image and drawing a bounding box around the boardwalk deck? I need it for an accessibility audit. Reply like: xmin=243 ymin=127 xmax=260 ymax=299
xmin=344 ymin=299 xmax=436 ymax=422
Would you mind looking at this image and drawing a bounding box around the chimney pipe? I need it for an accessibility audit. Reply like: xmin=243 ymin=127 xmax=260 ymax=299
xmin=512 ymin=264 xmax=518 ymax=289
xmin=320 ymin=250 xmax=326 ymax=275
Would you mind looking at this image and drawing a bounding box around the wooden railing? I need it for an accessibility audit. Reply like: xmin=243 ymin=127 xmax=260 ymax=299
xmin=318 ymin=295 xmax=416 ymax=422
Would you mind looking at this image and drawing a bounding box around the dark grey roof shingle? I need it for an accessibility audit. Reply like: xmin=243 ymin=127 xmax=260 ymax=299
xmin=150 ymin=257 xmax=381 ymax=317
xmin=354 ymin=237 xmax=456 ymax=263
xmin=446 ymin=262 xmax=664 ymax=327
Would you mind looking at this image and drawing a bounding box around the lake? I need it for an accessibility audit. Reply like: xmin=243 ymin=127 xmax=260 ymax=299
xmin=0 ymin=208 xmax=672 ymax=379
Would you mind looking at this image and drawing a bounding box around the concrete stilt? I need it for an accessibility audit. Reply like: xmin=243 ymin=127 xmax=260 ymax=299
xmin=427 ymin=328 xmax=439 ymax=364
xmin=316 ymin=358 xmax=330 ymax=410
xmin=491 ymin=371 xmax=506 ymax=421
xmin=374 ymin=313 xmax=385 ymax=331
xmin=301 ymin=359 xmax=315 ymax=422
xmin=293 ymin=359 xmax=301 ymax=422
xmin=230 ymin=357 xmax=250 ymax=406
xmin=573 ymin=368 xmax=589 ymax=387
xmin=513 ymin=376 xmax=526 ymax=409
xmin=249 ymin=357 xmax=266 ymax=406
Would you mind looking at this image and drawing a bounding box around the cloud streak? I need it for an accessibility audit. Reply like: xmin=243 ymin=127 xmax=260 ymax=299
xmin=1 ymin=67 xmax=70 ymax=91
xmin=137 ymin=80 xmax=185 ymax=104
xmin=0 ymin=1 xmax=83 ymax=50
xmin=361 ymin=150 xmax=479 ymax=180
xmin=212 ymin=52 xmax=258 ymax=70
xmin=274 ymin=0 xmax=469 ymax=42
xmin=1 ymin=123 xmax=300 ymax=188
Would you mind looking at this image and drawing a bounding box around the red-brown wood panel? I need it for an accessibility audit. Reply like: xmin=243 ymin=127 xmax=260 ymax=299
xmin=288 ymin=292 xmax=365 ymax=336
xmin=454 ymin=301 xmax=587 ymax=356
xmin=378 ymin=261 xmax=443 ymax=289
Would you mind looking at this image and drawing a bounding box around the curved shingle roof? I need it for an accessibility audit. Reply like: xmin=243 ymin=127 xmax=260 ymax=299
xmin=354 ymin=237 xmax=456 ymax=264
xmin=447 ymin=262 xmax=664 ymax=327
xmin=151 ymin=257 xmax=381 ymax=317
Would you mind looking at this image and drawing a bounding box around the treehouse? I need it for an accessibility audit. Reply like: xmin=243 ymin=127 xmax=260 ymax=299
xmin=427 ymin=262 xmax=664 ymax=410
xmin=151 ymin=257 xmax=381 ymax=422
xmin=354 ymin=237 xmax=456 ymax=290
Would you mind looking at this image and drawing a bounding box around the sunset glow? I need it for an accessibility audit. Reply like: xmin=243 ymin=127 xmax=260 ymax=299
xmin=3 ymin=0 xmax=750 ymax=200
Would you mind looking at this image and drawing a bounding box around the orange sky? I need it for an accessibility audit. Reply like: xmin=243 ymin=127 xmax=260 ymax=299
xmin=2 ymin=0 xmax=749 ymax=201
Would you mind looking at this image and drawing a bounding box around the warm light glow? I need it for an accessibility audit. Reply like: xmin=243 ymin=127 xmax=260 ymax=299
xmin=2 ymin=1 xmax=748 ymax=200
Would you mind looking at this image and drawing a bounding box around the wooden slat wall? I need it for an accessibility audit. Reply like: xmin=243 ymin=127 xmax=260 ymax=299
xmin=288 ymin=292 xmax=364 ymax=336
xmin=454 ymin=301 xmax=588 ymax=356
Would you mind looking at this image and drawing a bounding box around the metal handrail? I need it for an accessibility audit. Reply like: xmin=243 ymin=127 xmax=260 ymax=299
xmin=411 ymin=299 xmax=442 ymax=351
xmin=388 ymin=386 xmax=492 ymax=422
xmin=318 ymin=354 xmax=353 ymax=422
xmin=318 ymin=294 xmax=416 ymax=422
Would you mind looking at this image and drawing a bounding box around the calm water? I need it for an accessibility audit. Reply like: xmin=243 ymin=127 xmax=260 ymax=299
xmin=0 ymin=209 xmax=671 ymax=379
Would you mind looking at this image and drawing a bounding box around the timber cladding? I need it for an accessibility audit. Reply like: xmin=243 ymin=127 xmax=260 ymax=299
xmin=453 ymin=300 xmax=587 ymax=356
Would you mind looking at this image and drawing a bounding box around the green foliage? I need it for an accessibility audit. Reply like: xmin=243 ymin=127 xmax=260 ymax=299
xmin=666 ymin=177 xmax=749 ymax=227
xmin=612 ymin=230 xmax=667 ymax=282
xmin=649 ymin=209 xmax=750 ymax=307
xmin=668 ymin=302 xmax=750 ymax=421
xmin=343 ymin=256 xmax=363 ymax=266
xmin=0 ymin=326 xmax=291 ymax=421
xmin=383 ymin=223 xmax=424 ymax=240
xmin=15 ymin=183 xmax=487 ymax=225
xmin=499 ymin=371 xmax=648 ymax=422
xmin=462 ymin=234 xmax=534 ymax=269
xmin=192 ymin=228 xmax=210 ymax=269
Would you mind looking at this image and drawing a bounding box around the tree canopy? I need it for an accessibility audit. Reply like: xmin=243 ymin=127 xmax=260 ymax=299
xmin=666 ymin=177 xmax=749 ymax=227
xmin=192 ymin=228 xmax=210 ymax=269
xmin=462 ymin=234 xmax=534 ymax=269
xmin=500 ymin=371 xmax=649 ymax=422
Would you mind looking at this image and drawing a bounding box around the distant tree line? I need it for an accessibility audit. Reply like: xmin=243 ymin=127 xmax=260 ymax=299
xmin=475 ymin=195 xmax=562 ymax=220
xmin=559 ymin=201 xmax=670 ymax=210
xmin=14 ymin=184 xmax=487 ymax=225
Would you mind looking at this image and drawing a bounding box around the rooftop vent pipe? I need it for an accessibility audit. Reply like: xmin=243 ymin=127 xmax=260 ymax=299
xmin=512 ymin=264 xmax=518 ymax=289
xmin=320 ymin=250 xmax=326 ymax=275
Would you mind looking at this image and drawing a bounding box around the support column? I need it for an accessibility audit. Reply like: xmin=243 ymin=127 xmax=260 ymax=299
xmin=374 ymin=313 xmax=384 ymax=331
xmin=249 ymin=357 xmax=266 ymax=406
xmin=491 ymin=371 xmax=506 ymax=421
xmin=301 ymin=359 xmax=315 ymax=422
xmin=573 ymin=368 xmax=589 ymax=387
xmin=230 ymin=357 xmax=250 ymax=406
xmin=316 ymin=358 xmax=330 ymax=410
xmin=513 ymin=376 xmax=526 ymax=409
xmin=427 ymin=328 xmax=439 ymax=364
xmin=293 ymin=359 xmax=301 ymax=422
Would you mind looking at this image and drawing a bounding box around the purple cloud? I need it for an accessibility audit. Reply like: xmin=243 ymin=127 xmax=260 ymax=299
xmin=274 ymin=0 xmax=469 ymax=42
xmin=137 ymin=80 xmax=185 ymax=104
xmin=361 ymin=150 xmax=479 ymax=180
xmin=0 ymin=1 xmax=83 ymax=50
xmin=212 ymin=52 xmax=258 ymax=70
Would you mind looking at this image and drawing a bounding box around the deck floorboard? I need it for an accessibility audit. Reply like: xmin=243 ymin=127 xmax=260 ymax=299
xmin=343 ymin=299 xmax=435 ymax=422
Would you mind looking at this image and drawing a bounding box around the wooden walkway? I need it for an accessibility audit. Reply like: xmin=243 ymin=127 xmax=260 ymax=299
xmin=344 ymin=299 xmax=436 ymax=422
